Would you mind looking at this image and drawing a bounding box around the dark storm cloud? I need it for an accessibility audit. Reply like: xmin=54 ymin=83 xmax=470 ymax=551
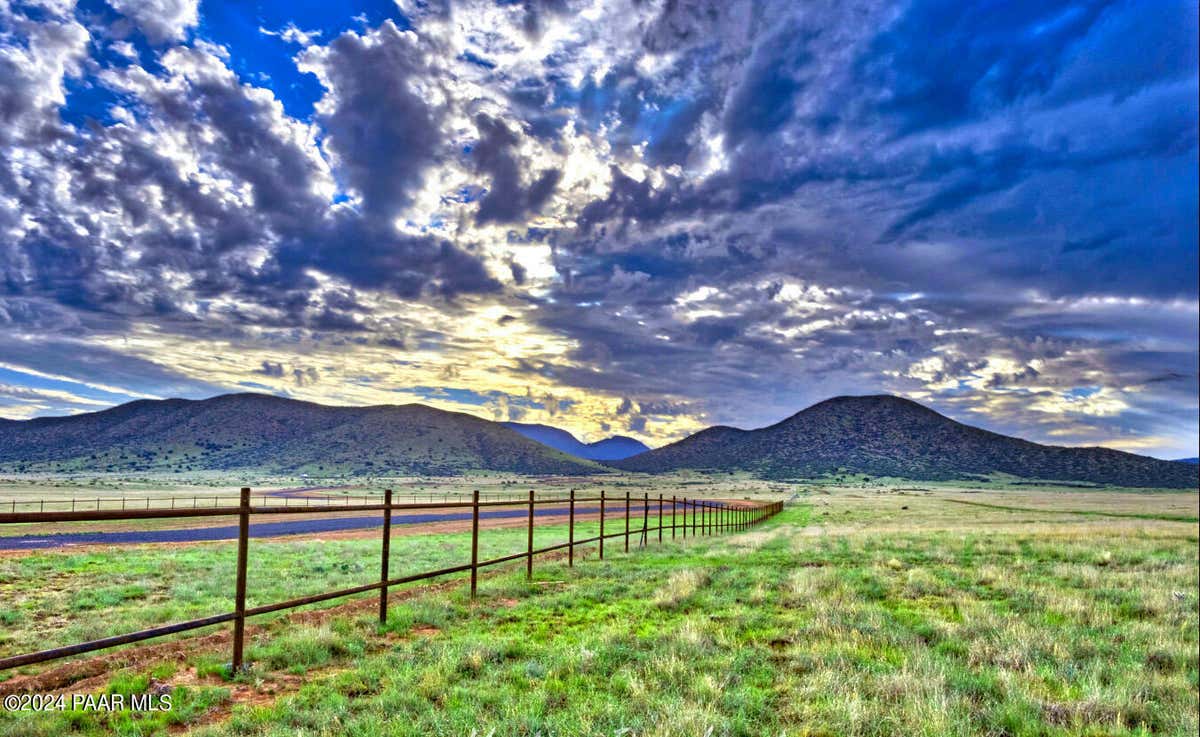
xmin=722 ymin=19 xmax=813 ymax=147
xmin=519 ymin=0 xmax=570 ymax=39
xmin=256 ymin=360 xmax=286 ymax=378
xmin=276 ymin=214 xmax=500 ymax=301
xmin=301 ymin=20 xmax=444 ymax=218
xmin=472 ymin=113 xmax=562 ymax=224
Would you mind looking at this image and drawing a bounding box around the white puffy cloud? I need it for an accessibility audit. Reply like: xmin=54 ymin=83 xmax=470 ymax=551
xmin=107 ymin=0 xmax=198 ymax=44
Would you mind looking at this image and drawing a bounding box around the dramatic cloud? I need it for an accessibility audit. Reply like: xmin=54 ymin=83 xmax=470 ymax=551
xmin=0 ymin=0 xmax=1195 ymax=457
xmin=107 ymin=0 xmax=200 ymax=44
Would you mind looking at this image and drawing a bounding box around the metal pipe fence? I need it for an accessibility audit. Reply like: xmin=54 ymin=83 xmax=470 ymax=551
xmin=0 ymin=489 xmax=783 ymax=673
xmin=0 ymin=488 xmax=587 ymax=514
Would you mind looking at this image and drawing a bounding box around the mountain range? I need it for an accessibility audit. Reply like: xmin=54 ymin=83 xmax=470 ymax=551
xmin=502 ymin=422 xmax=649 ymax=460
xmin=0 ymin=393 xmax=600 ymax=476
xmin=612 ymin=395 xmax=1197 ymax=489
xmin=0 ymin=393 xmax=1194 ymax=488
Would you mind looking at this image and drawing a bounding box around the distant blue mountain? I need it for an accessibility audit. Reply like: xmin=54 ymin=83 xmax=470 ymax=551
xmin=1174 ymin=457 xmax=1199 ymax=464
xmin=502 ymin=422 xmax=650 ymax=461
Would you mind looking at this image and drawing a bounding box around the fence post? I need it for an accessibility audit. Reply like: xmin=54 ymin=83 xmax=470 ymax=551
xmin=231 ymin=487 xmax=250 ymax=672
xmin=624 ymin=492 xmax=631 ymax=552
xmin=641 ymin=492 xmax=649 ymax=547
xmin=658 ymin=494 xmax=663 ymax=544
xmin=379 ymin=489 xmax=392 ymax=624
xmin=599 ymin=490 xmax=606 ymax=560
xmin=526 ymin=489 xmax=534 ymax=580
xmin=671 ymin=496 xmax=676 ymax=539
xmin=470 ymin=490 xmax=480 ymax=598
xmin=568 ymin=489 xmax=575 ymax=567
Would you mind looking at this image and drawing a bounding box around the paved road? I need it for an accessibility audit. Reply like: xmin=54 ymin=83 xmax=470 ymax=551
xmin=0 ymin=504 xmax=670 ymax=550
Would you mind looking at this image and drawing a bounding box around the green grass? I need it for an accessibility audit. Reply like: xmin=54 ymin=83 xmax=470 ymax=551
xmin=0 ymin=515 xmax=666 ymax=662
xmin=3 ymin=500 xmax=1195 ymax=737
xmin=945 ymin=497 xmax=1200 ymax=523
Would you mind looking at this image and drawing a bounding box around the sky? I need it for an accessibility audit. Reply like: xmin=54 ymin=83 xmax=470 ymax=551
xmin=0 ymin=0 xmax=1196 ymax=458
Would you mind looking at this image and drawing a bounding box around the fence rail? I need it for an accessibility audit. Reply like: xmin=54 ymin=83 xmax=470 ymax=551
xmin=0 ymin=489 xmax=782 ymax=673
xmin=0 ymin=489 xmax=585 ymax=514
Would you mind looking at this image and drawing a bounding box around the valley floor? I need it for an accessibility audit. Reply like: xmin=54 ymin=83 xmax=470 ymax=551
xmin=0 ymin=484 xmax=1197 ymax=736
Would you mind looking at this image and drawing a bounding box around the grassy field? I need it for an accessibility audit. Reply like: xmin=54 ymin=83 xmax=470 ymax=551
xmin=0 ymin=472 xmax=792 ymax=536
xmin=0 ymin=516 xmax=642 ymax=660
xmin=0 ymin=484 xmax=1196 ymax=736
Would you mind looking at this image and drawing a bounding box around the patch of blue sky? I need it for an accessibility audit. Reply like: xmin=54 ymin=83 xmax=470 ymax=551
xmin=60 ymin=1 xmax=159 ymax=128
xmin=1042 ymin=326 xmax=1131 ymax=341
xmin=459 ymin=50 xmax=496 ymax=69
xmin=442 ymin=186 xmax=486 ymax=206
xmin=508 ymin=393 xmax=577 ymax=413
xmin=393 ymin=386 xmax=492 ymax=406
xmin=237 ymin=381 xmax=277 ymax=392
xmin=60 ymin=75 xmax=131 ymax=128
xmin=195 ymin=0 xmax=407 ymax=119
xmin=631 ymin=96 xmax=691 ymax=140
xmin=602 ymin=251 xmax=694 ymax=280
xmin=934 ymin=379 xmax=977 ymax=396
xmin=0 ymin=365 xmax=144 ymax=405
xmin=391 ymin=386 xmax=577 ymax=415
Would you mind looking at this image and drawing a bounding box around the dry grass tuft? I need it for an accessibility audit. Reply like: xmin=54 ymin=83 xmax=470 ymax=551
xmin=652 ymin=569 xmax=710 ymax=609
